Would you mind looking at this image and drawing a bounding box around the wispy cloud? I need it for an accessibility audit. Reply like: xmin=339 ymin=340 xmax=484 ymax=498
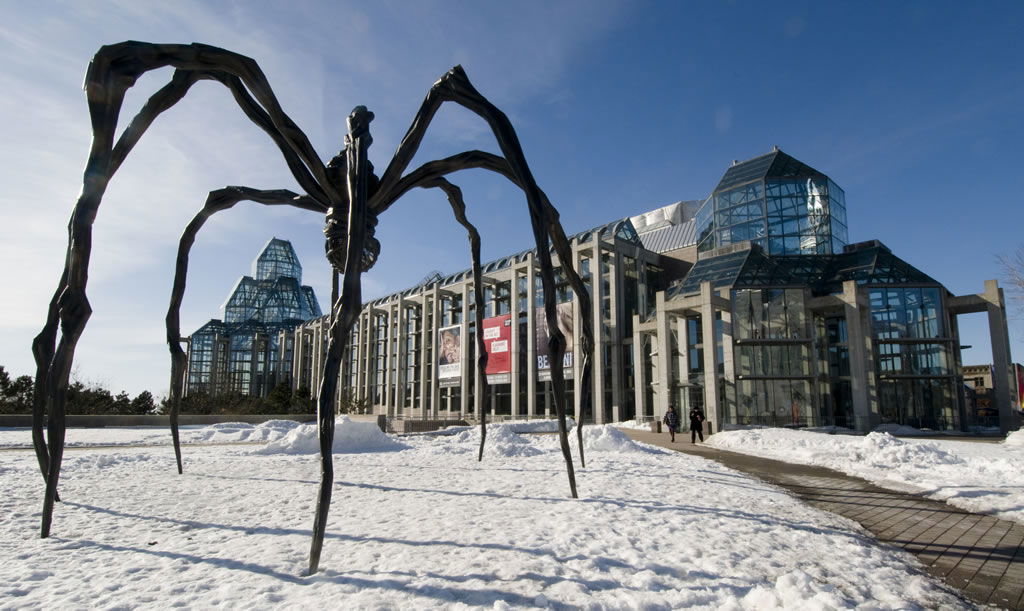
xmin=0 ymin=1 xmax=627 ymax=394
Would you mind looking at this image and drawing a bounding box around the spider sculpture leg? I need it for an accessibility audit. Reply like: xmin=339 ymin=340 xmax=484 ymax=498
xmin=418 ymin=177 xmax=491 ymax=461
xmin=370 ymin=66 xmax=596 ymax=494
xmin=308 ymin=106 xmax=374 ymax=574
xmin=166 ymin=187 xmax=326 ymax=474
xmin=369 ymin=75 xmax=576 ymax=495
xmin=543 ymin=215 xmax=593 ymax=468
xmin=393 ymin=154 xmax=594 ymax=468
xmin=35 ymin=42 xmax=342 ymax=538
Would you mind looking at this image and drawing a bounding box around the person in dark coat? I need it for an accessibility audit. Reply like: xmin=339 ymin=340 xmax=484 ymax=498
xmin=689 ymin=406 xmax=705 ymax=443
xmin=663 ymin=406 xmax=680 ymax=442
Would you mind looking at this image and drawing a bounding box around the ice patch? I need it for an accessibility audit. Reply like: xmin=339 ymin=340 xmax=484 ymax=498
xmin=253 ymin=416 xmax=408 ymax=455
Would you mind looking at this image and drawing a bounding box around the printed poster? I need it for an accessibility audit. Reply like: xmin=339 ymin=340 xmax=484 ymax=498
xmin=483 ymin=314 xmax=513 ymax=384
xmin=536 ymin=302 xmax=573 ymax=381
xmin=437 ymin=324 xmax=462 ymax=387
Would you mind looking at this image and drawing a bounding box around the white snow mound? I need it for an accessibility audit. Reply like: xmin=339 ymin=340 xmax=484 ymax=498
xmin=253 ymin=416 xmax=408 ymax=455
xmin=453 ymin=423 xmax=544 ymax=457
xmin=185 ymin=420 xmax=305 ymax=443
xmin=578 ymin=424 xmax=646 ymax=453
xmin=857 ymin=432 xmax=964 ymax=466
xmin=1004 ymin=429 xmax=1024 ymax=446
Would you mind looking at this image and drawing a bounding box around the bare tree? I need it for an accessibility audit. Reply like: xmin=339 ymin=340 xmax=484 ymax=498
xmin=998 ymin=246 xmax=1024 ymax=313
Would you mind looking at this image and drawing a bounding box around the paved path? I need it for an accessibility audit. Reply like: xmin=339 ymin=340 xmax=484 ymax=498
xmin=620 ymin=428 xmax=1024 ymax=610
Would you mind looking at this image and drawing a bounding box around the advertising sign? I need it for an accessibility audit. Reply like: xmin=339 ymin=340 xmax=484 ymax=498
xmin=483 ymin=314 xmax=513 ymax=384
xmin=536 ymin=302 xmax=573 ymax=381
xmin=437 ymin=324 xmax=462 ymax=387
xmin=1017 ymin=363 xmax=1024 ymax=413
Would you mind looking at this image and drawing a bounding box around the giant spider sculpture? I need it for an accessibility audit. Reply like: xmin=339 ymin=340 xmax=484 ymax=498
xmin=31 ymin=41 xmax=595 ymax=574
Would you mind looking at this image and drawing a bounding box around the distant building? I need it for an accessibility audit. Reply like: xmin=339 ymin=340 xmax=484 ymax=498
xmin=184 ymin=238 xmax=322 ymax=397
xmin=963 ymin=363 xmax=1024 ymax=430
xmin=204 ymin=149 xmax=1017 ymax=434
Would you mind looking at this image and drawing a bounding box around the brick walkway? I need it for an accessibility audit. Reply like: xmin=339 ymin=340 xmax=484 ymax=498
xmin=619 ymin=428 xmax=1024 ymax=610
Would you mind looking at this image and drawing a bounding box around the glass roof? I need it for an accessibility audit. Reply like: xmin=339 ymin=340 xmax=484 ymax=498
xmin=670 ymin=242 xmax=940 ymax=300
xmin=253 ymin=237 xmax=303 ymax=282
xmin=668 ymin=248 xmax=752 ymax=298
xmin=714 ymin=149 xmax=828 ymax=192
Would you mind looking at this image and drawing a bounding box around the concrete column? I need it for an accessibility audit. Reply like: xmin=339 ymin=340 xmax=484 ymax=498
xmin=802 ymin=288 xmax=821 ymax=426
xmin=290 ymin=328 xmax=301 ymax=390
xmin=526 ymin=255 xmax=537 ymax=418
xmin=395 ymin=300 xmax=407 ymax=417
xmin=842 ymin=280 xmax=875 ymax=432
xmin=510 ymin=268 xmax=522 ymax=419
xmin=312 ymin=322 xmax=323 ymax=402
xmin=985 ymin=280 xmax=1014 ymax=435
xmin=609 ymin=249 xmax=624 ymax=423
xmin=418 ymin=296 xmax=429 ymax=420
xmin=381 ymin=305 xmax=392 ymax=416
xmin=700 ymin=282 xmax=721 ymax=434
xmin=719 ymin=303 xmax=734 ymax=426
xmin=653 ymin=292 xmax=672 ymax=422
xmin=430 ymin=288 xmax=441 ymax=419
xmin=677 ymin=316 xmax=690 ymax=410
xmin=472 ymin=281 xmax=484 ymax=421
xmin=460 ymin=282 xmax=470 ymax=419
xmin=632 ymin=316 xmax=646 ymax=421
xmin=589 ymin=244 xmax=607 ymax=424
xmin=360 ymin=311 xmax=372 ymax=409
xmin=350 ymin=313 xmax=361 ymax=405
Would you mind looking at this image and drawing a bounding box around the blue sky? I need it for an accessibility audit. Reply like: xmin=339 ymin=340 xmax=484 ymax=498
xmin=1 ymin=0 xmax=1022 ymax=398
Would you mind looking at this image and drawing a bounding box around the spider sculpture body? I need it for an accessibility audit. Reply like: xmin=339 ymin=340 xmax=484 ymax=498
xmin=32 ymin=41 xmax=594 ymax=574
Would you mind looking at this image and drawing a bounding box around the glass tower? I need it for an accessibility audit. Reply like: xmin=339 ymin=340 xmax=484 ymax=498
xmin=185 ymin=238 xmax=322 ymax=397
xmin=696 ymin=149 xmax=848 ymax=256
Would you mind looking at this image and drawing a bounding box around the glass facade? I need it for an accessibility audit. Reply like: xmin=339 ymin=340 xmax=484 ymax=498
xmin=731 ymin=288 xmax=815 ymax=426
xmin=671 ymin=145 xmax=960 ymax=432
xmin=696 ymin=151 xmax=848 ymax=256
xmin=869 ymin=286 xmax=957 ymax=429
xmin=185 ymin=239 xmax=322 ymax=398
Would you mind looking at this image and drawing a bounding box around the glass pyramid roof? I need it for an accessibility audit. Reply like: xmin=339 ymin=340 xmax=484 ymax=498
xmin=714 ymin=150 xmax=829 ymax=192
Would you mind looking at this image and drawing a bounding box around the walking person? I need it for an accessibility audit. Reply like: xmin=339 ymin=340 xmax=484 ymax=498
xmin=689 ymin=406 xmax=705 ymax=443
xmin=663 ymin=406 xmax=680 ymax=442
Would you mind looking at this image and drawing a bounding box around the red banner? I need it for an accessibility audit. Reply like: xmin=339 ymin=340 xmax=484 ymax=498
xmin=483 ymin=314 xmax=512 ymax=383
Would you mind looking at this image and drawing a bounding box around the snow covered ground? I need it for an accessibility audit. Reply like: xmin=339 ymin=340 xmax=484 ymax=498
xmin=706 ymin=428 xmax=1024 ymax=526
xmin=0 ymin=419 xmax=967 ymax=608
xmin=0 ymin=419 xmax=309 ymax=449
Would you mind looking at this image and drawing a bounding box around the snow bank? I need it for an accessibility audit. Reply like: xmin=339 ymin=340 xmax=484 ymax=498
xmin=253 ymin=416 xmax=408 ymax=455
xmin=443 ymin=422 xmax=648 ymax=457
xmin=708 ymin=427 xmax=1024 ymax=524
xmin=1004 ymin=429 xmax=1024 ymax=446
xmin=856 ymin=432 xmax=965 ymax=467
xmin=185 ymin=419 xmax=304 ymax=443
xmin=577 ymin=424 xmax=650 ymax=453
xmin=503 ymin=417 xmax=575 ymax=432
xmin=613 ymin=419 xmax=657 ymax=430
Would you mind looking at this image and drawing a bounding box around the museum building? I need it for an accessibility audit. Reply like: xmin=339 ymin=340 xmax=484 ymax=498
xmin=187 ymin=149 xmax=1019 ymax=434
xmin=184 ymin=238 xmax=322 ymax=397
